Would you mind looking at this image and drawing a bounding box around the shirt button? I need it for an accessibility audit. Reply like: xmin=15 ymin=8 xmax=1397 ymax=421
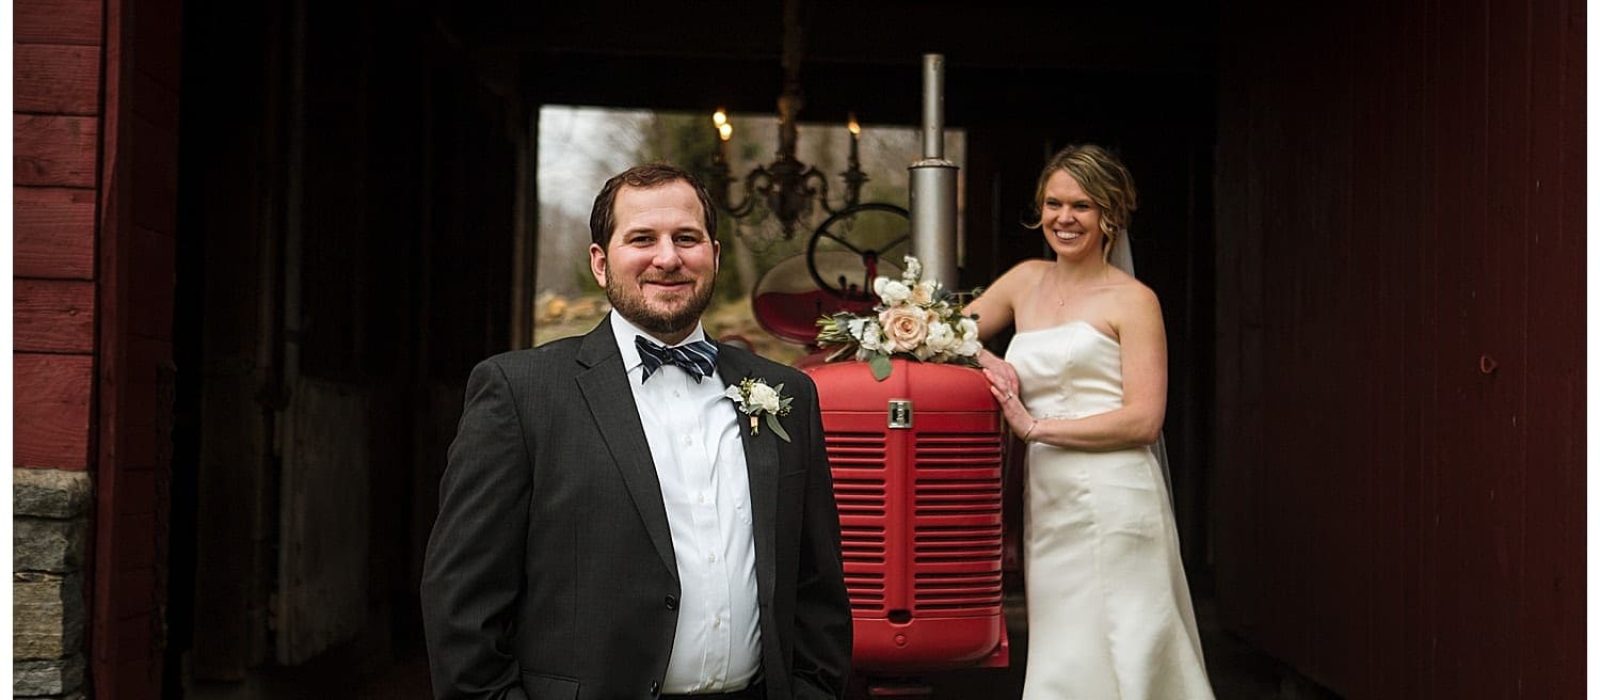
xmin=665 ymin=594 xmax=678 ymax=610
xmin=708 ymin=553 xmax=718 ymax=562
xmin=650 ymin=680 xmax=661 ymax=695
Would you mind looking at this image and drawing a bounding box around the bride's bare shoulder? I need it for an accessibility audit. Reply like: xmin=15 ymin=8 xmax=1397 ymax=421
xmin=989 ymin=259 xmax=1052 ymax=291
xmin=1106 ymin=270 xmax=1161 ymax=311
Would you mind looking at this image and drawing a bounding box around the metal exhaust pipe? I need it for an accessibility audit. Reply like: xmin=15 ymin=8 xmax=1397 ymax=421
xmin=909 ymin=53 xmax=959 ymax=288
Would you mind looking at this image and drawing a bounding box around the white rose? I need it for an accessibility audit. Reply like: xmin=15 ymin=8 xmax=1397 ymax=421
xmin=746 ymin=382 xmax=781 ymax=413
xmin=958 ymin=317 xmax=980 ymax=339
xmin=903 ymin=255 xmax=922 ymax=281
xmin=955 ymin=335 xmax=982 ymax=358
xmin=910 ymin=281 xmax=937 ymax=305
xmin=859 ymin=321 xmax=884 ymax=351
xmin=924 ymin=321 xmax=957 ymax=354
xmin=875 ymin=278 xmax=912 ymax=305
xmin=847 ymin=317 xmax=868 ymax=340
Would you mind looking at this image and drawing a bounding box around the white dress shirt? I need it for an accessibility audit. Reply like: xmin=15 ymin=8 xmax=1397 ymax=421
xmin=610 ymin=313 xmax=762 ymax=694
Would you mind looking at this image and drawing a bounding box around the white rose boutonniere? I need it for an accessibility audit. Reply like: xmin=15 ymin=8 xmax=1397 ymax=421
xmin=723 ymin=377 xmax=794 ymax=442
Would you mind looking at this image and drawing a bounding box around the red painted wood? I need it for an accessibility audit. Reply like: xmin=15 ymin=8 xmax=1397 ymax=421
xmin=112 ymin=513 xmax=156 ymax=574
xmin=15 ymin=44 xmax=101 ymax=115
xmin=14 ymin=353 xmax=93 ymax=470
xmin=113 ymin=657 xmax=161 ymax=700
xmin=131 ymin=0 xmax=183 ymax=92
xmin=1517 ymin=2 xmax=1585 ymax=697
xmin=1214 ymin=0 xmax=1582 ymax=694
xmin=15 ymin=187 xmax=96 ymax=279
xmin=90 ymin=0 xmax=184 ymax=694
xmin=14 ymin=115 xmax=98 ymax=187
xmin=112 ymin=567 xmax=157 ymax=620
xmin=14 ymin=0 xmax=101 ymax=45
xmin=128 ymin=228 xmax=177 ymax=340
xmin=14 ymin=279 xmax=96 ymax=353
xmin=129 ymin=115 xmax=180 ymax=231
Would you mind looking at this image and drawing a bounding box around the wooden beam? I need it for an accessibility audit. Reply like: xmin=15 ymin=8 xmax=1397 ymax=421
xmin=15 ymin=279 xmax=96 ymax=353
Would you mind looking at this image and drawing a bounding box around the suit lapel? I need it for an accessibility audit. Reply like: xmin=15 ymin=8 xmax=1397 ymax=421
xmin=575 ymin=319 xmax=678 ymax=581
xmin=717 ymin=346 xmax=780 ymax=606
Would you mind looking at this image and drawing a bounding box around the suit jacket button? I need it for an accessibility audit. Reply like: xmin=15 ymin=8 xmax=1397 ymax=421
xmin=665 ymin=594 xmax=678 ymax=610
xmin=650 ymin=680 xmax=661 ymax=695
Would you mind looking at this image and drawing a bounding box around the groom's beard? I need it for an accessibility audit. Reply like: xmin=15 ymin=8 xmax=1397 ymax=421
xmin=603 ymin=260 xmax=717 ymax=338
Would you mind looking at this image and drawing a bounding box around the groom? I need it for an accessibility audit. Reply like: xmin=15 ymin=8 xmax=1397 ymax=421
xmin=421 ymin=163 xmax=851 ymax=699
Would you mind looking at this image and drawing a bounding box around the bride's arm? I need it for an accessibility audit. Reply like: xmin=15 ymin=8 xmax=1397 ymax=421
xmin=964 ymin=261 xmax=1040 ymax=397
xmin=989 ymin=285 xmax=1167 ymax=451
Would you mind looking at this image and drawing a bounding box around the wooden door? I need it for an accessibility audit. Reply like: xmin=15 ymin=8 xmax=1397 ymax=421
xmin=271 ymin=0 xmax=373 ymax=664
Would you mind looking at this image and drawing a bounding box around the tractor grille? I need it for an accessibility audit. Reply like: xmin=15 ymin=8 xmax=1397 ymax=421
xmin=827 ymin=428 xmax=1004 ymax=616
xmin=826 ymin=431 xmax=887 ymax=613
xmin=912 ymin=432 xmax=1005 ymax=613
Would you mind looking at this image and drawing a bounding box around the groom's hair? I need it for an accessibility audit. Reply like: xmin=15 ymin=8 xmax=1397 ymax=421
xmin=589 ymin=162 xmax=719 ymax=248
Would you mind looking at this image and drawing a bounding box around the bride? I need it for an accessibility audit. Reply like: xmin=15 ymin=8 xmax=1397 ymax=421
xmin=964 ymin=144 xmax=1213 ymax=699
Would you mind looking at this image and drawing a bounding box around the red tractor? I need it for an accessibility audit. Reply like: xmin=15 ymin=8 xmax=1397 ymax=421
xmin=749 ymin=201 xmax=1017 ymax=699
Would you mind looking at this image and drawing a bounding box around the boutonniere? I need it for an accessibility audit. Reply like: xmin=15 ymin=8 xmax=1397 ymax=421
xmin=723 ymin=377 xmax=794 ymax=443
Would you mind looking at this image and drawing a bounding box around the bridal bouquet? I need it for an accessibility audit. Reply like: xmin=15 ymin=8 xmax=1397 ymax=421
xmin=815 ymin=255 xmax=983 ymax=381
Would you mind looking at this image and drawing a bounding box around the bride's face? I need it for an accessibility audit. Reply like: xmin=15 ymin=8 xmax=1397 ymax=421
xmin=1040 ymin=170 xmax=1106 ymax=261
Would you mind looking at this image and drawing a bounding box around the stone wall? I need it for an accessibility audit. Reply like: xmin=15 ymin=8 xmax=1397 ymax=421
xmin=14 ymin=468 xmax=91 ymax=699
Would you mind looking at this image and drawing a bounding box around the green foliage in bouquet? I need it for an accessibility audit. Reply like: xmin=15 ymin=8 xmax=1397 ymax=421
xmin=815 ymin=255 xmax=983 ymax=381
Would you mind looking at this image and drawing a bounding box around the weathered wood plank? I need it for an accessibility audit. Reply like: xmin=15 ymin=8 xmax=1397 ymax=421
xmin=131 ymin=0 xmax=183 ymax=91
xmin=113 ymin=513 xmax=156 ymax=574
xmin=127 ymin=227 xmax=177 ymax=339
xmin=15 ymin=44 xmax=100 ymax=115
xmin=278 ymin=377 xmax=371 ymax=664
xmin=15 ymin=116 xmax=98 ymax=187
xmin=15 ymin=187 xmax=96 ymax=279
xmin=130 ymin=116 xmax=180 ymax=235
xmin=15 ymin=0 xmax=101 ymax=45
xmin=14 ymin=280 xmax=95 ymax=353
xmin=14 ymin=353 xmax=93 ymax=470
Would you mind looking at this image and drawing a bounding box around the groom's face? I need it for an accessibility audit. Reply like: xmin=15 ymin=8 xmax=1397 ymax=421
xmin=589 ymin=181 xmax=721 ymax=343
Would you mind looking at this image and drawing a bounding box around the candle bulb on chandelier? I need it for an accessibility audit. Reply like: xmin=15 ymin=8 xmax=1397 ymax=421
xmin=847 ymin=112 xmax=861 ymax=169
xmin=712 ymin=108 xmax=732 ymax=164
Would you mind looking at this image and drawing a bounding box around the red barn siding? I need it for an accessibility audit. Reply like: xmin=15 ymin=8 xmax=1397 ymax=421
xmin=14 ymin=0 xmax=101 ymax=45
xmin=1214 ymin=0 xmax=1584 ymax=696
xmin=15 ymin=115 xmax=99 ymax=187
xmin=14 ymin=354 xmax=93 ymax=470
xmin=14 ymin=280 xmax=95 ymax=353
xmin=13 ymin=0 xmax=181 ymax=695
xmin=15 ymin=188 xmax=97 ymax=279
xmin=15 ymin=44 xmax=101 ymax=115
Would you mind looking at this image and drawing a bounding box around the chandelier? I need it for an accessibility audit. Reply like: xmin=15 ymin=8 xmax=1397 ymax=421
xmin=707 ymin=0 xmax=865 ymax=239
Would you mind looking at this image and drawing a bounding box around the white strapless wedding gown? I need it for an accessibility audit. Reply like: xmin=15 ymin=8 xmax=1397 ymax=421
xmin=1007 ymin=321 xmax=1213 ymax=700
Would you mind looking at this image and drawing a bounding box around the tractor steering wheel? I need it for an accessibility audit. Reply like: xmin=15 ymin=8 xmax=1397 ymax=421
xmin=805 ymin=203 xmax=912 ymax=301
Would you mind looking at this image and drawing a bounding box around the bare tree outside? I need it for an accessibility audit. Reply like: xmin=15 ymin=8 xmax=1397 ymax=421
xmin=533 ymin=105 xmax=964 ymax=364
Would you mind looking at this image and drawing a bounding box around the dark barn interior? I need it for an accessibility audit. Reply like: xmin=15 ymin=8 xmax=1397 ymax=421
xmin=161 ymin=0 xmax=1582 ymax=697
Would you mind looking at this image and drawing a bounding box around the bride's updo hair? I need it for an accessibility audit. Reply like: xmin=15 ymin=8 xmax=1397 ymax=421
xmin=1026 ymin=145 xmax=1138 ymax=260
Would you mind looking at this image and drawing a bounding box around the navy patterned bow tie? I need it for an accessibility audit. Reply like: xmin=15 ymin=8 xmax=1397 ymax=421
xmin=635 ymin=336 xmax=719 ymax=383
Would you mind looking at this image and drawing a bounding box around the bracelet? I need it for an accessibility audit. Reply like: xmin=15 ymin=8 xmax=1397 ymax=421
xmin=1022 ymin=420 xmax=1038 ymax=443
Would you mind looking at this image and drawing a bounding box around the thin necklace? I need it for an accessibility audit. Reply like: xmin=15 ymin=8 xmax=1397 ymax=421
xmin=1048 ymin=263 xmax=1110 ymax=308
xmin=1049 ymin=268 xmax=1068 ymax=307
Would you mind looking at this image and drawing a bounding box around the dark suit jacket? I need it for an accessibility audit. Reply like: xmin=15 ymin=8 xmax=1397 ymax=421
xmin=421 ymin=318 xmax=852 ymax=700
